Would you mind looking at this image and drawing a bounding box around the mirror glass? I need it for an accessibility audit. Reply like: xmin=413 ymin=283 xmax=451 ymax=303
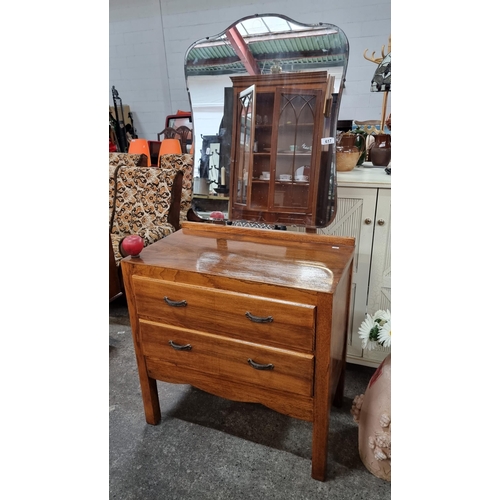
xmin=185 ymin=13 xmax=349 ymax=227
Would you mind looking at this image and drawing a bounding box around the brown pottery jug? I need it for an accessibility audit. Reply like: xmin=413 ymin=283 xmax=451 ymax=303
xmin=336 ymin=133 xmax=366 ymax=172
xmin=370 ymin=134 xmax=391 ymax=167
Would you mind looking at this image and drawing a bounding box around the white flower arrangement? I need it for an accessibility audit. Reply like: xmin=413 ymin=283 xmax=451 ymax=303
xmin=358 ymin=309 xmax=391 ymax=350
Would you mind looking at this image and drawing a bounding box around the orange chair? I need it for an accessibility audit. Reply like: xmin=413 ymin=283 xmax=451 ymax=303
xmin=159 ymin=138 xmax=182 ymax=158
xmin=128 ymin=139 xmax=151 ymax=166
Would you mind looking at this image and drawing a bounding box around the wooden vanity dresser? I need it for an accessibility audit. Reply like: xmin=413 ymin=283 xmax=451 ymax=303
xmin=121 ymin=222 xmax=355 ymax=481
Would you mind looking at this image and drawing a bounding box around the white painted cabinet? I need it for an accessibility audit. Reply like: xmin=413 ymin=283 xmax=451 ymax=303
xmin=318 ymin=167 xmax=391 ymax=367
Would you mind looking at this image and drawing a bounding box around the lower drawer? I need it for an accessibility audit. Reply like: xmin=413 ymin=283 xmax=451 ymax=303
xmin=139 ymin=319 xmax=314 ymax=397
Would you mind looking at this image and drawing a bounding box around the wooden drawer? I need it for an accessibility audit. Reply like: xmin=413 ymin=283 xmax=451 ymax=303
xmin=139 ymin=319 xmax=314 ymax=397
xmin=132 ymin=276 xmax=316 ymax=351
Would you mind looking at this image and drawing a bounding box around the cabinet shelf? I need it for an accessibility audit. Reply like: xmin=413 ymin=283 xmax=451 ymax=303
xmin=276 ymin=152 xmax=311 ymax=155
xmin=193 ymin=194 xmax=229 ymax=201
xmin=280 ymin=123 xmax=315 ymax=128
xmin=275 ymin=181 xmax=309 ymax=186
xmin=253 ymin=152 xmax=312 ymax=156
xmin=252 ymin=179 xmax=310 ymax=186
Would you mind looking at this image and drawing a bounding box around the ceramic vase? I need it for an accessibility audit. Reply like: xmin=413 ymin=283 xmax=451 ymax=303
xmin=370 ymin=134 xmax=391 ymax=167
xmin=336 ymin=134 xmax=365 ymax=172
xmin=351 ymin=353 xmax=391 ymax=481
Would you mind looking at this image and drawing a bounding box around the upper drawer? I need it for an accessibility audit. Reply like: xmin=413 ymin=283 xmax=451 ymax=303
xmin=132 ymin=276 xmax=316 ymax=351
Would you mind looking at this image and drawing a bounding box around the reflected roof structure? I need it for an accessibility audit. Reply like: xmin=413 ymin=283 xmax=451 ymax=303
xmin=185 ymin=14 xmax=348 ymax=76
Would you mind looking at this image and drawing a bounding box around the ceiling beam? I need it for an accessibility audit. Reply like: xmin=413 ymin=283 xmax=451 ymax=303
xmin=226 ymin=27 xmax=260 ymax=75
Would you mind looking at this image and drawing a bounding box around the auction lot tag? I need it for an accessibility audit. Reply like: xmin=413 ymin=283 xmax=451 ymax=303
xmin=321 ymin=137 xmax=335 ymax=145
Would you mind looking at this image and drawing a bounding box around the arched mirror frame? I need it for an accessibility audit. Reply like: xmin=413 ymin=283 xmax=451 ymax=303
xmin=184 ymin=13 xmax=349 ymax=228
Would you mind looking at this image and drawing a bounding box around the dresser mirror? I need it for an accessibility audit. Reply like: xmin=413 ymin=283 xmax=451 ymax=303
xmin=185 ymin=13 xmax=349 ymax=228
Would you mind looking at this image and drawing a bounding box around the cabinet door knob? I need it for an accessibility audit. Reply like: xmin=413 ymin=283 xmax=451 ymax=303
xmin=364 ymin=218 xmax=372 ymax=225
xmin=377 ymin=219 xmax=385 ymax=226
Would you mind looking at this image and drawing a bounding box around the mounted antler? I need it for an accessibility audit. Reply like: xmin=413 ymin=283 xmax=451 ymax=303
xmin=363 ymin=36 xmax=391 ymax=64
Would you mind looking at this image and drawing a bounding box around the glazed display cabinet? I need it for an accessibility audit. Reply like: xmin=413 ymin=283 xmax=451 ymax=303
xmin=229 ymin=71 xmax=335 ymax=227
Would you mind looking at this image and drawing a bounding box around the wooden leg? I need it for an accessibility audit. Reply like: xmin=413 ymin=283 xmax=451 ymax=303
xmin=333 ymin=348 xmax=347 ymax=408
xmin=121 ymin=264 xmax=161 ymax=425
xmin=134 ymin=350 xmax=161 ymax=424
xmin=138 ymin=373 xmax=161 ymax=425
xmin=333 ymin=264 xmax=351 ymax=409
xmin=311 ymin=417 xmax=328 ymax=481
xmin=311 ymin=384 xmax=331 ymax=481
xmin=332 ymin=362 xmax=345 ymax=408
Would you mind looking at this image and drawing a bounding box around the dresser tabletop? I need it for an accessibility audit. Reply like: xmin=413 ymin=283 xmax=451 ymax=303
xmin=121 ymin=222 xmax=355 ymax=294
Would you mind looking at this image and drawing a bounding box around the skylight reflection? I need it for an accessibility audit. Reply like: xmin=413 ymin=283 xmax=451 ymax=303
xmin=237 ymin=16 xmax=310 ymax=37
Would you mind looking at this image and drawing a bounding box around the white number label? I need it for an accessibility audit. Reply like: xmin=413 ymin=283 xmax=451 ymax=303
xmin=321 ymin=137 xmax=335 ymax=145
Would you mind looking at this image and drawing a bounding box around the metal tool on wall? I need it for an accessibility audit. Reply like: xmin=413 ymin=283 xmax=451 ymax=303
xmin=111 ymin=86 xmax=128 ymax=152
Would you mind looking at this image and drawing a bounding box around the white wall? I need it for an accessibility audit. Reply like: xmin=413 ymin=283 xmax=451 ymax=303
xmin=109 ymin=0 xmax=391 ymax=141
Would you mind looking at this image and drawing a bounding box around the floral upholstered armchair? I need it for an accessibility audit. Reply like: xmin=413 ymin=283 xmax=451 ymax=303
xmin=109 ymin=152 xmax=148 ymax=168
xmin=158 ymin=153 xmax=195 ymax=223
xmin=109 ymin=153 xmax=195 ymax=266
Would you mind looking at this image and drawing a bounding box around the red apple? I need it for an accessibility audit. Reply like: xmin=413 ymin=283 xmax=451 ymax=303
xmin=210 ymin=211 xmax=225 ymax=220
xmin=121 ymin=235 xmax=144 ymax=257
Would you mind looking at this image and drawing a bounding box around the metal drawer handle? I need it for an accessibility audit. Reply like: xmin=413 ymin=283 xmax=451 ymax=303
xmin=164 ymin=296 xmax=187 ymax=307
xmin=169 ymin=340 xmax=192 ymax=351
xmin=247 ymin=358 xmax=274 ymax=371
xmin=245 ymin=311 xmax=273 ymax=323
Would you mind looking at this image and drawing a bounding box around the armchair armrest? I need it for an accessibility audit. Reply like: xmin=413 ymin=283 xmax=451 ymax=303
xmin=110 ymin=223 xmax=177 ymax=264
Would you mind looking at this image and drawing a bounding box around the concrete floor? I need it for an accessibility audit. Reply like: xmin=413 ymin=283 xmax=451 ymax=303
xmin=110 ymin=296 xmax=391 ymax=499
